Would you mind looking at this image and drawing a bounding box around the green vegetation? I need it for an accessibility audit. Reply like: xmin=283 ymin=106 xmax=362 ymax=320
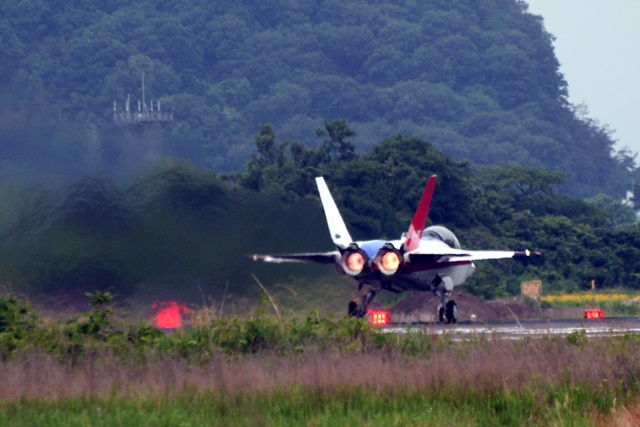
xmin=0 ymin=132 xmax=638 ymax=305
xmin=1 ymin=0 xmax=637 ymax=197
xmin=0 ymin=0 xmax=639 ymax=318
xmin=2 ymin=295 xmax=640 ymax=425
xmin=0 ymin=388 xmax=628 ymax=426
xmin=2 ymin=1 xmax=640 ymax=423
xmin=541 ymin=291 xmax=640 ymax=316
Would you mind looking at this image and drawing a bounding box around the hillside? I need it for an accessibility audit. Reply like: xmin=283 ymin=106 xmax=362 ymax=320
xmin=0 ymin=0 xmax=634 ymax=197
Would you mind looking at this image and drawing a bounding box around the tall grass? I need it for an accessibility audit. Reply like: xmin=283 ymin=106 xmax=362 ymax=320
xmin=2 ymin=340 xmax=640 ymax=425
xmin=3 ymin=336 xmax=640 ymax=400
xmin=3 ymin=295 xmax=640 ymax=425
xmin=0 ymin=388 xmax=619 ymax=426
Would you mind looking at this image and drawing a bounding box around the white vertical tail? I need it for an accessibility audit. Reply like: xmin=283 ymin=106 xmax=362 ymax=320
xmin=315 ymin=177 xmax=353 ymax=250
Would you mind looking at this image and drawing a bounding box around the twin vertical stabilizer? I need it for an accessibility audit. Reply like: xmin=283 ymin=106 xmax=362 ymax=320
xmin=315 ymin=177 xmax=353 ymax=250
xmin=402 ymin=175 xmax=437 ymax=253
xmin=316 ymin=175 xmax=437 ymax=253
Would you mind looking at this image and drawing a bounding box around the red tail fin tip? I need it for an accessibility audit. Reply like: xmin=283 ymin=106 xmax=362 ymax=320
xmin=403 ymin=175 xmax=437 ymax=252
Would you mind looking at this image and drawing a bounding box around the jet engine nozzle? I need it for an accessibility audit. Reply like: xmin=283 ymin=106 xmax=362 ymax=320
xmin=340 ymin=248 xmax=368 ymax=276
xmin=373 ymin=246 xmax=403 ymax=275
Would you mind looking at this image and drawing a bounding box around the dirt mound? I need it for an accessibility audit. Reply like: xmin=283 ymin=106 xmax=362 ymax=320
xmin=390 ymin=290 xmax=542 ymax=323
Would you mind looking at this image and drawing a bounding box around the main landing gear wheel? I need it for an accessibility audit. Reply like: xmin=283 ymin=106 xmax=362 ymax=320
xmin=445 ymin=300 xmax=457 ymax=324
xmin=348 ymin=301 xmax=359 ymax=317
xmin=437 ymin=301 xmax=458 ymax=324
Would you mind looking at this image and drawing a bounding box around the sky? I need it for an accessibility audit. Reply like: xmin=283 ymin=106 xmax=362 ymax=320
xmin=525 ymin=0 xmax=640 ymax=159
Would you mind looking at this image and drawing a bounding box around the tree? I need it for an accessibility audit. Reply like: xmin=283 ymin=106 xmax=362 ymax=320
xmin=0 ymin=0 xmax=632 ymax=197
xmin=241 ymin=124 xmax=288 ymax=191
xmin=326 ymin=135 xmax=477 ymax=238
xmin=476 ymin=163 xmax=567 ymax=196
xmin=586 ymin=194 xmax=637 ymax=228
xmin=316 ymin=119 xmax=356 ymax=163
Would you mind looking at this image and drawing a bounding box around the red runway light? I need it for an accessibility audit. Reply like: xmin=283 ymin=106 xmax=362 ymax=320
xmin=368 ymin=310 xmax=391 ymax=326
xmin=153 ymin=301 xmax=189 ymax=329
xmin=584 ymin=309 xmax=604 ymax=319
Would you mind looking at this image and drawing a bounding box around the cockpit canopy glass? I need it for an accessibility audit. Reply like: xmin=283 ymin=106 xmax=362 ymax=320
xmin=423 ymin=226 xmax=461 ymax=249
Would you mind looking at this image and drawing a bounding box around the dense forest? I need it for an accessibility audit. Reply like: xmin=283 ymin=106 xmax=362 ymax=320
xmin=0 ymin=0 xmax=639 ymax=311
xmin=0 ymin=124 xmax=638 ymax=310
xmin=0 ymin=0 xmax=637 ymax=197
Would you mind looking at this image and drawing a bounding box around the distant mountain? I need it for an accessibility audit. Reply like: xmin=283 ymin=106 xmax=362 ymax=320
xmin=0 ymin=0 xmax=632 ymax=196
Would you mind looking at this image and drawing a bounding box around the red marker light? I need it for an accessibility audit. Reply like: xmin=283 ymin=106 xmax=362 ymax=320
xmin=584 ymin=309 xmax=604 ymax=319
xmin=153 ymin=301 xmax=189 ymax=329
xmin=368 ymin=310 xmax=391 ymax=326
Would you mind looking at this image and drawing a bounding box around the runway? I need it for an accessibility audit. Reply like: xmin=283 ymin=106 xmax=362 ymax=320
xmin=381 ymin=317 xmax=640 ymax=339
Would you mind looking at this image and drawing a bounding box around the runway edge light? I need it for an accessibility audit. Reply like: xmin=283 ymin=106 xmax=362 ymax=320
xmin=368 ymin=310 xmax=391 ymax=326
xmin=584 ymin=309 xmax=605 ymax=319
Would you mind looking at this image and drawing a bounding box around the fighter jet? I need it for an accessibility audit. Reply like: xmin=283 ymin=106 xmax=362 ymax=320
xmin=249 ymin=176 xmax=538 ymax=323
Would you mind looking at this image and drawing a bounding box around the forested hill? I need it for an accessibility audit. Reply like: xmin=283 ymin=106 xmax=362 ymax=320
xmin=0 ymin=0 xmax=633 ymax=197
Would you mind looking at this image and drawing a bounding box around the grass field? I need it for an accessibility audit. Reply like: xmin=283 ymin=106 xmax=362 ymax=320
xmin=2 ymin=333 xmax=640 ymax=426
xmin=3 ymin=294 xmax=640 ymax=426
xmin=1 ymin=387 xmax=634 ymax=427
xmin=540 ymin=290 xmax=640 ymax=316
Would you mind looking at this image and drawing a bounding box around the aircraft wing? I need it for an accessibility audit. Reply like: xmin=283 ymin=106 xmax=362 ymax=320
xmin=248 ymin=252 xmax=340 ymax=264
xmin=409 ymin=249 xmax=538 ymax=263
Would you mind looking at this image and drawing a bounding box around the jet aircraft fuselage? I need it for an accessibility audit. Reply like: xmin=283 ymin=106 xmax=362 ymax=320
xmin=249 ymin=176 xmax=538 ymax=323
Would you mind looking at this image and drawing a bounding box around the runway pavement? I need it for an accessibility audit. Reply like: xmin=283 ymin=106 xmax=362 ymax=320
xmin=381 ymin=317 xmax=640 ymax=339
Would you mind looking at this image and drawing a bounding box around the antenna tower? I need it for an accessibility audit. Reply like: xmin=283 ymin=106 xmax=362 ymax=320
xmin=113 ymin=72 xmax=173 ymax=126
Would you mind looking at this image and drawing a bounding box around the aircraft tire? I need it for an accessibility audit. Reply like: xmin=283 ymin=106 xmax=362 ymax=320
xmin=446 ymin=300 xmax=457 ymax=324
xmin=348 ymin=301 xmax=359 ymax=317
xmin=437 ymin=304 xmax=445 ymax=323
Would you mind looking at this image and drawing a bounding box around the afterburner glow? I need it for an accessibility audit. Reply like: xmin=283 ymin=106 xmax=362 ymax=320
xmin=345 ymin=252 xmax=365 ymax=273
xmin=374 ymin=247 xmax=402 ymax=275
xmin=381 ymin=251 xmax=401 ymax=271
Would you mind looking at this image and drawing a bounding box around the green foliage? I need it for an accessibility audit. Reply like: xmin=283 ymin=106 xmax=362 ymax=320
xmin=0 ymin=297 xmax=37 ymax=357
xmin=0 ymin=294 xmax=423 ymax=360
xmin=565 ymin=329 xmax=588 ymax=347
xmin=0 ymin=297 xmax=36 ymax=335
xmin=0 ymin=0 xmax=634 ymax=196
xmin=80 ymin=290 xmax=117 ymax=338
xmin=3 ymin=292 xmax=640 ymax=425
xmin=239 ymin=119 xmax=357 ymax=202
xmin=1 ymin=130 xmax=639 ymax=305
xmin=1 ymin=0 xmax=639 ymax=307
xmin=611 ymin=302 xmax=640 ymax=317
xmin=476 ymin=163 xmax=568 ymax=196
xmin=0 ymin=387 xmax=627 ymax=427
xmin=586 ymin=193 xmax=638 ymax=227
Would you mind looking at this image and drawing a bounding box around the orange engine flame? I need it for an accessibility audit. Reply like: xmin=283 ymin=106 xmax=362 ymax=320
xmin=380 ymin=251 xmax=401 ymax=272
xmin=368 ymin=309 xmax=391 ymax=326
xmin=345 ymin=252 xmax=365 ymax=273
xmin=153 ymin=301 xmax=189 ymax=329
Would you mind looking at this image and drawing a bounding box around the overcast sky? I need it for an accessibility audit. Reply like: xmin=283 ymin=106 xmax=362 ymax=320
xmin=525 ymin=0 xmax=640 ymax=160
